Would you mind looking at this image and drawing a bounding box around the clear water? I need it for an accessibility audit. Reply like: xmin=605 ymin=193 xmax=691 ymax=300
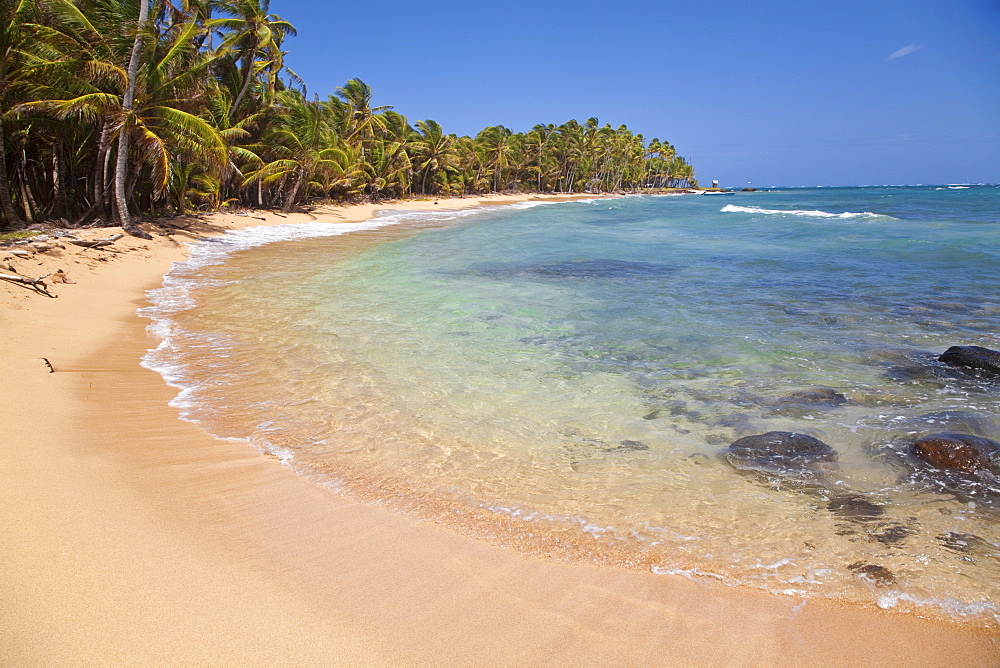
xmin=143 ymin=186 xmax=1000 ymax=624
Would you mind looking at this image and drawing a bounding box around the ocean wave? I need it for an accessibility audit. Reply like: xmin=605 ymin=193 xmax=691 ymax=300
xmin=720 ymin=204 xmax=889 ymax=220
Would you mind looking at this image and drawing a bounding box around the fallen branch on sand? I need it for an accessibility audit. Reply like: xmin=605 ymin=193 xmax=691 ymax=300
xmin=0 ymin=272 xmax=56 ymax=297
xmin=68 ymin=233 xmax=124 ymax=249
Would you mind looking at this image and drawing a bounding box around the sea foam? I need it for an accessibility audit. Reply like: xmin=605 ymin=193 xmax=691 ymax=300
xmin=720 ymin=204 xmax=888 ymax=219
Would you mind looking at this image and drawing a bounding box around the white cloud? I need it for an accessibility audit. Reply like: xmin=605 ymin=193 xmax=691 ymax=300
xmin=886 ymin=43 xmax=924 ymax=60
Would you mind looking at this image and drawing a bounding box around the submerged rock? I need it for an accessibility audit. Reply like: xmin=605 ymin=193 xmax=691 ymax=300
xmin=725 ymin=431 xmax=837 ymax=483
xmin=603 ymin=439 xmax=650 ymax=453
xmin=938 ymin=532 xmax=1000 ymax=558
xmin=848 ymin=562 xmax=896 ymax=586
xmin=939 ymin=345 xmax=1000 ymax=377
xmin=910 ymin=411 xmax=997 ymax=438
xmin=912 ymin=432 xmax=1000 ymax=474
xmin=827 ymin=493 xmax=885 ymax=521
xmin=775 ymin=389 xmax=848 ymax=407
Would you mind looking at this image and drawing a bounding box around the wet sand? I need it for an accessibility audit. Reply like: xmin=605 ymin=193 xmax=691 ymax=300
xmin=2 ymin=195 xmax=998 ymax=664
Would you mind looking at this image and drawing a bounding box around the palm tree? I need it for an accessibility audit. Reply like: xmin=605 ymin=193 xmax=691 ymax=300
xmin=0 ymin=0 xmax=36 ymax=227
xmin=208 ymin=0 xmax=296 ymax=121
xmin=30 ymin=0 xmax=227 ymax=233
xmin=245 ymin=89 xmax=357 ymax=211
xmin=411 ymin=119 xmax=457 ymax=195
xmin=476 ymin=125 xmax=513 ymax=192
xmin=1 ymin=1 xmax=697 ymax=230
xmin=331 ymin=78 xmax=391 ymax=160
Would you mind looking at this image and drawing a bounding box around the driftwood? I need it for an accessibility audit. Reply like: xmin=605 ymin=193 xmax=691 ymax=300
xmin=0 ymin=271 xmax=55 ymax=297
xmin=68 ymin=233 xmax=123 ymax=249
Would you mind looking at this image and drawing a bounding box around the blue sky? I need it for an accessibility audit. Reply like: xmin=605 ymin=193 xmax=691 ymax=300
xmin=273 ymin=0 xmax=999 ymax=187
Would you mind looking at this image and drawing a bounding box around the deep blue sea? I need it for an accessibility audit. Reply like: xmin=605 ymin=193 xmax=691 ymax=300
xmin=144 ymin=185 xmax=1000 ymax=624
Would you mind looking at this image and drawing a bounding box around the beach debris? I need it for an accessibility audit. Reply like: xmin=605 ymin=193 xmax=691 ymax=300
xmin=68 ymin=233 xmax=124 ymax=249
xmin=939 ymin=345 xmax=1000 ymax=378
xmin=912 ymin=432 xmax=1000 ymax=474
xmin=50 ymin=269 xmax=74 ymax=284
xmin=848 ymin=562 xmax=895 ymax=586
xmin=42 ymin=357 xmax=54 ymax=373
xmin=0 ymin=271 xmax=56 ymax=297
xmin=8 ymin=249 xmax=30 ymax=258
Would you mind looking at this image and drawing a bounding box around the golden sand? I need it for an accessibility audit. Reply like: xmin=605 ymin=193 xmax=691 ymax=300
xmin=2 ymin=195 xmax=997 ymax=664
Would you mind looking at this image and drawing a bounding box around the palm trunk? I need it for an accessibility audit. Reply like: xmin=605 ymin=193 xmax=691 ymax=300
xmin=229 ymin=37 xmax=259 ymax=122
xmin=115 ymin=0 xmax=152 ymax=239
xmin=52 ymin=145 xmax=68 ymax=221
xmin=282 ymin=168 xmax=305 ymax=212
xmin=0 ymin=122 xmax=23 ymax=228
xmin=92 ymin=122 xmax=113 ymax=220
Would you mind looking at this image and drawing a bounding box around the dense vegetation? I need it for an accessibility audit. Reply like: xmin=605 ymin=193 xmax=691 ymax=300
xmin=0 ymin=0 xmax=697 ymax=236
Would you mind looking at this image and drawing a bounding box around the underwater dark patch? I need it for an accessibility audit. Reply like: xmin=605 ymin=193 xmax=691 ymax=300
xmin=472 ymin=259 xmax=676 ymax=280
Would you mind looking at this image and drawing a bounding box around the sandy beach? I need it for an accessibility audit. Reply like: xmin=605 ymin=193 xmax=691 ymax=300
xmin=2 ymin=193 xmax=998 ymax=665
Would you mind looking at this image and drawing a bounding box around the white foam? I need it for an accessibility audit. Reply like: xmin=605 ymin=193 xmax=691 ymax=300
xmin=876 ymin=591 xmax=1000 ymax=623
xmin=720 ymin=204 xmax=888 ymax=220
xmin=651 ymin=565 xmax=733 ymax=584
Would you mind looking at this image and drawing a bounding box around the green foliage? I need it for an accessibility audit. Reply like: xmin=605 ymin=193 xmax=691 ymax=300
xmin=0 ymin=228 xmax=38 ymax=241
xmin=0 ymin=0 xmax=696 ymax=231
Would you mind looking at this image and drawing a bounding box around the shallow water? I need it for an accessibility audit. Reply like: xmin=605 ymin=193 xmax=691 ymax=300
xmin=144 ymin=187 xmax=1000 ymax=624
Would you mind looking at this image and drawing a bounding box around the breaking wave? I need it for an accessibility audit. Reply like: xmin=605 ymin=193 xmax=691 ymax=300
xmin=720 ymin=204 xmax=891 ymax=220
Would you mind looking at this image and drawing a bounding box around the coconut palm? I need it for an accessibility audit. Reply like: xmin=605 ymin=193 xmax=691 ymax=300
xmin=245 ymin=89 xmax=361 ymax=211
xmin=207 ymin=0 xmax=296 ymax=121
xmin=411 ymin=119 xmax=457 ymax=195
xmin=0 ymin=0 xmax=39 ymax=227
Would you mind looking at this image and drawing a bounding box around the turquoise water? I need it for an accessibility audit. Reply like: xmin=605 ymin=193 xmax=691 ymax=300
xmin=145 ymin=186 xmax=1000 ymax=623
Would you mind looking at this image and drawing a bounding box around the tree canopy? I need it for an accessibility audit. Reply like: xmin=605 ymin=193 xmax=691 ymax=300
xmin=0 ymin=0 xmax=697 ymax=232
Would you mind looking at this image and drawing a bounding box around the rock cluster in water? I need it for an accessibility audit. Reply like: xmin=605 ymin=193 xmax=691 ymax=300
xmin=712 ymin=346 xmax=1000 ymax=582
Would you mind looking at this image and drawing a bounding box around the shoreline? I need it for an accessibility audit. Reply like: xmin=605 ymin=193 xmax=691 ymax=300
xmin=2 ymin=194 xmax=998 ymax=664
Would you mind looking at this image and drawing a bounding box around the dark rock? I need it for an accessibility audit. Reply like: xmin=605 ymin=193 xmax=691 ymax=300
xmin=939 ymin=345 xmax=1000 ymax=377
xmin=848 ymin=562 xmax=896 ymax=586
xmin=827 ymin=494 xmax=885 ymax=521
xmin=726 ymin=431 xmax=837 ymax=480
xmin=912 ymin=432 xmax=1000 ymax=473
